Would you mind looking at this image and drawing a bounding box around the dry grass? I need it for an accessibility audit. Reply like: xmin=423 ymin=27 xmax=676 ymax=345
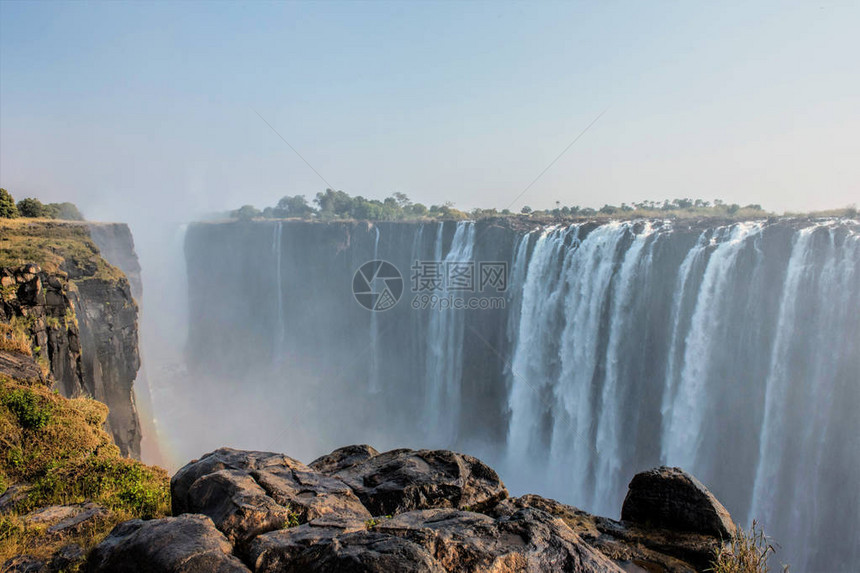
xmin=0 ymin=323 xmax=32 ymax=356
xmin=0 ymin=375 xmax=170 ymax=564
xmin=0 ymin=219 xmax=124 ymax=283
xmin=709 ymin=521 xmax=788 ymax=573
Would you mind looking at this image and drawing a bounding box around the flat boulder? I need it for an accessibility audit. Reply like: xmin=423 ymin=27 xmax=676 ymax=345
xmin=621 ymin=467 xmax=736 ymax=539
xmin=330 ymin=448 xmax=508 ymax=515
xmin=85 ymin=513 xmax=250 ymax=573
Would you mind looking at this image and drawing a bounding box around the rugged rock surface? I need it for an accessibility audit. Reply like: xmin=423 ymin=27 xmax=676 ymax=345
xmin=323 ymin=448 xmax=509 ymax=516
xmin=69 ymin=275 xmax=141 ymax=458
xmin=251 ymin=508 xmax=623 ymax=573
xmin=492 ymin=494 xmax=720 ymax=572
xmin=0 ymin=349 xmax=45 ymax=382
xmin=84 ymin=445 xmax=738 ymax=572
xmin=85 ymin=514 xmax=251 ymax=573
xmin=0 ymin=220 xmax=144 ymax=458
xmin=309 ymin=444 xmax=380 ymax=474
xmin=621 ymin=467 xmax=736 ymax=540
xmin=171 ymin=448 xmax=371 ymax=550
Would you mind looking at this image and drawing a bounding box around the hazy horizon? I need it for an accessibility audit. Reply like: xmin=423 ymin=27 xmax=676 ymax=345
xmin=2 ymin=1 xmax=858 ymax=227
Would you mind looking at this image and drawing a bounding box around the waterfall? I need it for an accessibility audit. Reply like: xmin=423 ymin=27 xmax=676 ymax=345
xmin=591 ymin=222 xmax=657 ymax=509
xmin=272 ymin=221 xmax=284 ymax=361
xmin=184 ymin=217 xmax=860 ymax=571
xmin=369 ymin=226 xmax=381 ymax=393
xmin=662 ymin=222 xmax=763 ymax=469
xmin=424 ymin=221 xmax=475 ymax=445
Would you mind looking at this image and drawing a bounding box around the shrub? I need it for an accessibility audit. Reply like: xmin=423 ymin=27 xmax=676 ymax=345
xmin=16 ymin=198 xmax=52 ymax=218
xmin=709 ymin=521 xmax=788 ymax=573
xmin=28 ymin=457 xmax=169 ymax=518
xmin=1 ymin=388 xmax=51 ymax=430
xmin=0 ymin=375 xmax=170 ymax=562
xmin=231 ymin=204 xmax=261 ymax=220
xmin=50 ymin=202 xmax=84 ymax=220
xmin=0 ymin=189 xmax=18 ymax=219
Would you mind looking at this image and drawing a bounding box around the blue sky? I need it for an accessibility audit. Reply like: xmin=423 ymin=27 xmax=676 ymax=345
xmin=1 ymin=0 xmax=858 ymax=222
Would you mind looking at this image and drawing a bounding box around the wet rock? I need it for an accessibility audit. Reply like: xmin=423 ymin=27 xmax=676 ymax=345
xmin=310 ymin=444 xmax=380 ymax=475
xmin=621 ymin=467 xmax=735 ymax=539
xmin=331 ymin=448 xmax=508 ymax=515
xmin=85 ymin=513 xmax=250 ymax=573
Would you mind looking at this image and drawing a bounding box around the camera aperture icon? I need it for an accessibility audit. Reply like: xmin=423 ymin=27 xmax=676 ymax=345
xmin=353 ymin=260 xmax=403 ymax=311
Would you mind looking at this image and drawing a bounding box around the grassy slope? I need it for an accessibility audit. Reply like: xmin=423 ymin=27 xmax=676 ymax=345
xmin=0 ymin=219 xmax=124 ymax=283
xmin=0 ymin=218 xmax=166 ymax=565
xmin=0 ymin=374 xmax=169 ymax=563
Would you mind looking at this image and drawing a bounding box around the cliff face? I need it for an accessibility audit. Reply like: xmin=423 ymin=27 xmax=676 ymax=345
xmin=0 ymin=220 xmax=143 ymax=458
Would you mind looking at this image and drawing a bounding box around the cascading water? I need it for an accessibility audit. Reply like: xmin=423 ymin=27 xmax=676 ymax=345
xmin=662 ymin=222 xmax=764 ymax=469
xmin=424 ymin=221 xmax=475 ymax=445
xmin=272 ymin=221 xmax=285 ymax=361
xmin=369 ymin=226 xmax=381 ymax=393
xmin=184 ymin=217 xmax=860 ymax=571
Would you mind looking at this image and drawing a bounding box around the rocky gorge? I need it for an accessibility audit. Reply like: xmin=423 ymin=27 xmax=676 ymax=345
xmin=3 ymin=214 xmax=857 ymax=571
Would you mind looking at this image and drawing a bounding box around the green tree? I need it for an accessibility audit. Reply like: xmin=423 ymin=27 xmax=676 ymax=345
xmin=231 ymin=205 xmax=261 ymax=221
xmin=17 ymin=197 xmax=52 ymax=218
xmin=314 ymin=189 xmax=354 ymax=218
xmin=49 ymin=202 xmax=84 ymax=220
xmin=599 ymin=204 xmax=618 ymax=214
xmin=0 ymin=189 xmax=19 ymax=218
xmin=521 ymin=206 xmax=533 ymax=214
xmin=276 ymin=195 xmax=315 ymax=218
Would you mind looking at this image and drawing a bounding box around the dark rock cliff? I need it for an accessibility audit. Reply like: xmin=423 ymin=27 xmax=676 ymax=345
xmin=0 ymin=221 xmax=143 ymax=458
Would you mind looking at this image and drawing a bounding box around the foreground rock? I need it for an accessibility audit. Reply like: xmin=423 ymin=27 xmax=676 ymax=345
xmin=88 ymin=446 xmax=736 ymax=572
xmin=86 ymin=514 xmax=250 ymax=573
xmin=250 ymin=508 xmax=623 ymax=573
xmin=309 ymin=444 xmax=380 ymax=474
xmin=492 ymin=494 xmax=721 ymax=572
xmin=621 ymin=467 xmax=736 ymax=540
xmin=322 ymin=448 xmax=509 ymax=515
xmin=171 ymin=448 xmax=370 ymax=548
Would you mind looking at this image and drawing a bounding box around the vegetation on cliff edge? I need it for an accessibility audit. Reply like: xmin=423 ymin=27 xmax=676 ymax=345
xmin=0 ymin=219 xmax=124 ymax=283
xmin=228 ymin=188 xmax=859 ymax=223
xmin=0 ymin=374 xmax=169 ymax=564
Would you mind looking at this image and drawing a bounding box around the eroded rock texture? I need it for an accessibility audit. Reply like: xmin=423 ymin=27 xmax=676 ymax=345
xmin=86 ymin=445 xmax=737 ymax=572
